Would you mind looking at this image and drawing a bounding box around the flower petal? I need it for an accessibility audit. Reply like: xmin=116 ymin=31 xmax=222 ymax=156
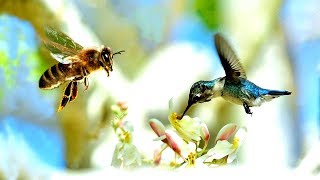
xmin=234 ymin=127 xmax=247 ymax=147
xmin=169 ymin=98 xmax=174 ymax=113
xmin=206 ymin=140 xmax=234 ymax=160
xmin=215 ymin=123 xmax=237 ymax=142
xmin=227 ymin=152 xmax=237 ymax=164
xmin=165 ymin=130 xmax=187 ymax=158
xmin=122 ymin=143 xmax=142 ymax=166
xmin=227 ymin=127 xmax=247 ymax=163
xmin=169 ymin=113 xmax=202 ymax=142
xmin=153 ymin=135 xmax=166 ymax=141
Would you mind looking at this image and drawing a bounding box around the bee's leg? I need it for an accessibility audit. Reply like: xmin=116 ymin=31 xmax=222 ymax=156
xmin=83 ymin=76 xmax=89 ymax=91
xmin=82 ymin=67 xmax=89 ymax=91
xmin=70 ymin=81 xmax=78 ymax=102
xmin=103 ymin=66 xmax=110 ymax=76
xmin=58 ymin=81 xmax=73 ymax=112
xmin=243 ymin=102 xmax=253 ymax=116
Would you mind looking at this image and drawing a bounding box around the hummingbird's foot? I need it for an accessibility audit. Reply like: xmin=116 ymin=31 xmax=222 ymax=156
xmin=243 ymin=102 xmax=253 ymax=115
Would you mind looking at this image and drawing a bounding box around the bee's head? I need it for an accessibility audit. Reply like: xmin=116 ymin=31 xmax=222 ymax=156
xmin=100 ymin=47 xmax=113 ymax=73
xmin=100 ymin=46 xmax=124 ymax=76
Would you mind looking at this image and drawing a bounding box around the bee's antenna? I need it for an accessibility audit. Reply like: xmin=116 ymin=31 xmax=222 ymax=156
xmin=113 ymin=50 xmax=125 ymax=56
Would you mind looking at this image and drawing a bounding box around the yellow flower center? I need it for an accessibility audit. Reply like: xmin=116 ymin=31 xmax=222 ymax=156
xmin=123 ymin=131 xmax=132 ymax=143
xmin=232 ymin=137 xmax=239 ymax=149
xmin=187 ymin=152 xmax=196 ymax=167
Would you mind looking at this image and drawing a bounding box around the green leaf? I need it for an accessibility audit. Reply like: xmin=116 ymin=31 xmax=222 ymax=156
xmin=193 ymin=0 xmax=222 ymax=30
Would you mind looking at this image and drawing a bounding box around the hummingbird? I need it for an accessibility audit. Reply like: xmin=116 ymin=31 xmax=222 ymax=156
xmin=180 ymin=33 xmax=291 ymax=118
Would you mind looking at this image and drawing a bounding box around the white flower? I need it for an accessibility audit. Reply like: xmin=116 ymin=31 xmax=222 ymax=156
xmin=148 ymin=99 xmax=211 ymax=167
xmin=168 ymin=112 xmax=209 ymax=144
xmin=149 ymin=116 xmax=209 ymax=167
xmin=204 ymin=124 xmax=247 ymax=166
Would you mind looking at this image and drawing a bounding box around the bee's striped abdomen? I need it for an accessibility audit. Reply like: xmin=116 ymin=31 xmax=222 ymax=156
xmin=39 ymin=63 xmax=69 ymax=89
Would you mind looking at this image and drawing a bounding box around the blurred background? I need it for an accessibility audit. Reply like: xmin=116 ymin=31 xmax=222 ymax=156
xmin=0 ymin=0 xmax=319 ymax=178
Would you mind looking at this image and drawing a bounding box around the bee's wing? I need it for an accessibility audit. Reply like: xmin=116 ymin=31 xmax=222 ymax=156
xmin=43 ymin=26 xmax=83 ymax=64
xmin=44 ymin=26 xmax=83 ymax=51
xmin=50 ymin=53 xmax=73 ymax=64
xmin=42 ymin=39 xmax=81 ymax=64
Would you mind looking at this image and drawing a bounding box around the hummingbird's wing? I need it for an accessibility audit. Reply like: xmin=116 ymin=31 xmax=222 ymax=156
xmin=214 ymin=34 xmax=246 ymax=81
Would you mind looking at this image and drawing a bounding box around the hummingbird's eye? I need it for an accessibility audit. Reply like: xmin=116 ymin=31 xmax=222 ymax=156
xmin=193 ymin=94 xmax=201 ymax=101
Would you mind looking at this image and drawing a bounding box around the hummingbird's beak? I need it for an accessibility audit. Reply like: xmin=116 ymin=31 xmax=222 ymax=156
xmin=179 ymin=103 xmax=192 ymax=120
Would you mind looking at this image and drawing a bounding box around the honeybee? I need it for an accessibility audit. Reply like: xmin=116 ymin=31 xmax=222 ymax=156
xmin=39 ymin=26 xmax=124 ymax=111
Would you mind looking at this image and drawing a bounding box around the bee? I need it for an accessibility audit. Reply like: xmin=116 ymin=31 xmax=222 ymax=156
xmin=39 ymin=26 xmax=124 ymax=111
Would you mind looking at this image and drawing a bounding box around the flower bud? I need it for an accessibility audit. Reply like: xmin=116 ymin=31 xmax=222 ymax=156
xmin=153 ymin=149 xmax=162 ymax=165
xmin=165 ymin=130 xmax=186 ymax=157
xmin=215 ymin=123 xmax=237 ymax=143
xmin=117 ymin=101 xmax=128 ymax=111
xmin=149 ymin=119 xmax=168 ymax=144
xmin=200 ymin=122 xmax=210 ymax=142
xmin=149 ymin=119 xmax=165 ymax=137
